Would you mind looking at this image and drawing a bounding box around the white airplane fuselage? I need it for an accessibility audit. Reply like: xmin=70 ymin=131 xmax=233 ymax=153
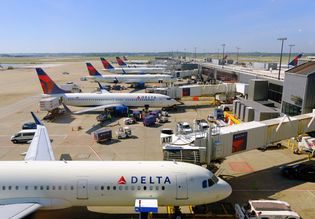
xmin=86 ymin=74 xmax=176 ymax=84
xmin=102 ymin=67 xmax=167 ymax=74
xmin=0 ymin=161 xmax=231 ymax=209
xmin=46 ymin=92 xmax=178 ymax=108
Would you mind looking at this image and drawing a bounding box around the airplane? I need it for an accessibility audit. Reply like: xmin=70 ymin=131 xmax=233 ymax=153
xmin=122 ymin=55 xmax=150 ymax=65
xmin=101 ymin=58 xmax=167 ymax=74
xmin=86 ymin=63 xmax=176 ymax=85
xmin=36 ymin=68 xmax=178 ymax=114
xmin=116 ymin=57 xmax=167 ymax=68
xmin=288 ymin=53 xmax=303 ymax=67
xmin=1 ymin=112 xmax=232 ymax=218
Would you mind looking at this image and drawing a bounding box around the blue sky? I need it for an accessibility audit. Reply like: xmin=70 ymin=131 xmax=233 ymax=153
xmin=0 ymin=0 xmax=314 ymax=53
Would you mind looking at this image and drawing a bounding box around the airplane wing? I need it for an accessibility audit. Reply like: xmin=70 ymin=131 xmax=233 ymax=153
xmin=74 ymin=103 xmax=124 ymax=114
xmin=25 ymin=113 xmax=55 ymax=161
xmin=0 ymin=203 xmax=42 ymax=219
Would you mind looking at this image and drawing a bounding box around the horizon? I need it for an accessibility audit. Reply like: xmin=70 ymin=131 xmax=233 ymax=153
xmin=1 ymin=0 xmax=314 ymax=53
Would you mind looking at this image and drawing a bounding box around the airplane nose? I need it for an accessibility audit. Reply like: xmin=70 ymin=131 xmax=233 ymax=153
xmin=214 ymin=178 xmax=232 ymax=201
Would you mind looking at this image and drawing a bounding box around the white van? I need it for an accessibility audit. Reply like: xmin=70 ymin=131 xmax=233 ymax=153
xmin=11 ymin=129 xmax=36 ymax=144
xmin=235 ymin=200 xmax=300 ymax=219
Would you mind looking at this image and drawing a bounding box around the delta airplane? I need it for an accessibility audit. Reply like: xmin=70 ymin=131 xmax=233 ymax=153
xmin=36 ymin=68 xmax=178 ymax=114
xmin=101 ymin=58 xmax=167 ymax=74
xmin=86 ymin=63 xmax=176 ymax=85
xmin=122 ymin=56 xmax=150 ymax=65
xmin=116 ymin=57 xmax=167 ymax=68
xmin=1 ymin=112 xmax=232 ymax=218
xmin=288 ymin=53 xmax=303 ymax=67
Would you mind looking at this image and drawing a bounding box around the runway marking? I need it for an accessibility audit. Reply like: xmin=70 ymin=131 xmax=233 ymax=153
xmin=88 ymin=144 xmax=102 ymax=161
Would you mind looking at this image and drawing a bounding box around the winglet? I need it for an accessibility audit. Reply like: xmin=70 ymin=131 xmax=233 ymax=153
xmin=86 ymin=63 xmax=102 ymax=76
xmin=122 ymin=68 xmax=127 ymax=74
xmin=97 ymin=82 xmax=109 ymax=93
xmin=100 ymin=58 xmax=115 ymax=70
xmin=31 ymin=112 xmax=43 ymax=126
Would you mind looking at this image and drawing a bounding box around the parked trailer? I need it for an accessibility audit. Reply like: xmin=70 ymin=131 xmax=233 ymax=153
xmin=143 ymin=115 xmax=156 ymax=126
xmin=93 ymin=128 xmax=112 ymax=143
xmin=39 ymin=97 xmax=61 ymax=112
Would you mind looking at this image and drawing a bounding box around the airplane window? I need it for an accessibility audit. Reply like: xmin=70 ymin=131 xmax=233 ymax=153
xmin=40 ymin=186 xmax=44 ymax=190
xmin=149 ymin=186 xmax=153 ymax=190
xmin=8 ymin=186 xmax=11 ymax=190
xmin=162 ymin=186 xmax=165 ymax=190
xmin=2 ymin=186 xmax=5 ymax=190
xmin=100 ymin=186 xmax=104 ymax=190
xmin=155 ymin=186 xmax=159 ymax=190
xmin=137 ymin=186 xmax=141 ymax=190
xmin=202 ymin=180 xmax=207 ymax=188
xmin=52 ymin=186 xmax=55 ymax=190
xmin=212 ymin=175 xmax=219 ymax=184
xmin=46 ymin=186 xmax=50 ymax=190
xmin=143 ymin=186 xmax=147 ymax=191
xmin=113 ymin=186 xmax=116 ymax=190
xmin=208 ymin=179 xmax=214 ymax=187
xmin=131 ymin=186 xmax=135 ymax=191
xmin=119 ymin=186 xmax=123 ymax=191
xmin=34 ymin=186 xmax=37 ymax=190
xmin=58 ymin=186 xmax=62 ymax=190
xmin=107 ymin=186 xmax=110 ymax=190
xmin=25 ymin=186 xmax=28 ymax=190
xmin=15 ymin=186 xmax=19 ymax=190
xmin=71 ymin=186 xmax=74 ymax=190
xmin=125 ymin=186 xmax=128 ymax=190
xmin=95 ymin=186 xmax=98 ymax=190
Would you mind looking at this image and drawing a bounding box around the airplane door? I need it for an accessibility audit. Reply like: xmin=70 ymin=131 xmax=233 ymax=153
xmin=176 ymin=173 xmax=188 ymax=200
xmin=77 ymin=179 xmax=88 ymax=200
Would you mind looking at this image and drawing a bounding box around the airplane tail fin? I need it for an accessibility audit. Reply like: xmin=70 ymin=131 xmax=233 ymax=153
xmin=97 ymin=82 xmax=110 ymax=93
xmin=36 ymin=68 xmax=67 ymax=94
xmin=116 ymin=57 xmax=127 ymax=66
xmin=86 ymin=63 xmax=102 ymax=76
xmin=100 ymin=58 xmax=115 ymax=70
xmin=289 ymin=53 xmax=303 ymax=66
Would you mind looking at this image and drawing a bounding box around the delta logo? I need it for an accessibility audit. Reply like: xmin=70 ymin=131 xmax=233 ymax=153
xmin=118 ymin=176 xmax=126 ymax=184
xmin=118 ymin=176 xmax=171 ymax=184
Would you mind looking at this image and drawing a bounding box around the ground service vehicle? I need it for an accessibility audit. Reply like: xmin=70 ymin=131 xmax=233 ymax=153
xmin=143 ymin=115 xmax=156 ymax=126
xmin=11 ymin=129 xmax=36 ymax=143
xmin=281 ymin=163 xmax=315 ymax=181
xmin=235 ymin=200 xmax=300 ymax=219
xmin=93 ymin=128 xmax=112 ymax=143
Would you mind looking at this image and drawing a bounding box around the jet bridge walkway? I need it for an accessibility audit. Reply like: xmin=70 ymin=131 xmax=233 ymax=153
xmin=163 ymin=111 xmax=315 ymax=164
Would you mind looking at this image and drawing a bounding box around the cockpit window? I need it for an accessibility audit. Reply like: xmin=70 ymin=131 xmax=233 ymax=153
xmin=202 ymin=175 xmax=219 ymax=188
xmin=166 ymin=98 xmax=171 ymax=100
xmin=202 ymin=180 xmax=207 ymax=188
xmin=212 ymin=175 xmax=219 ymax=183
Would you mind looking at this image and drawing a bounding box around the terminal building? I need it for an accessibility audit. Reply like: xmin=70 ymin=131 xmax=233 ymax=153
xmin=281 ymin=61 xmax=315 ymax=116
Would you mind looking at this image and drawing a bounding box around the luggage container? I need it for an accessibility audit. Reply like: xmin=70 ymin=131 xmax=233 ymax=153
xmin=93 ymin=128 xmax=112 ymax=143
xmin=143 ymin=115 xmax=156 ymax=126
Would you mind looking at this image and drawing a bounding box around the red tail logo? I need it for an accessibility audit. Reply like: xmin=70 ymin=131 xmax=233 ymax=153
xmin=118 ymin=176 xmax=126 ymax=184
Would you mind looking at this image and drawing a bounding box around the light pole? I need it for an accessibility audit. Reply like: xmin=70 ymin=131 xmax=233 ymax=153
xmin=194 ymin=47 xmax=197 ymax=60
xmin=236 ymin=47 xmax=240 ymax=64
xmin=288 ymin=44 xmax=295 ymax=67
xmin=221 ymin=44 xmax=226 ymax=65
xmin=277 ymin=37 xmax=287 ymax=80
xmin=184 ymin=48 xmax=186 ymax=60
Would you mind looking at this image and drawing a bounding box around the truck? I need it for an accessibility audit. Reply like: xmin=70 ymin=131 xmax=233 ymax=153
xmin=235 ymin=200 xmax=300 ymax=219
xmin=40 ymin=97 xmax=61 ymax=112
xmin=143 ymin=115 xmax=156 ymax=126
xmin=116 ymin=126 xmax=132 ymax=139
xmin=93 ymin=128 xmax=112 ymax=143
